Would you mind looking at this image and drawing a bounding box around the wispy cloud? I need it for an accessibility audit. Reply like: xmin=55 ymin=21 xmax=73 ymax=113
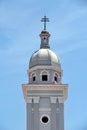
xmin=58 ymin=41 xmax=87 ymax=55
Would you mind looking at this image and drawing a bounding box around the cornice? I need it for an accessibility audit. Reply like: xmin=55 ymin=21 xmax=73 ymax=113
xmin=27 ymin=66 xmax=63 ymax=75
xmin=22 ymin=84 xmax=68 ymax=102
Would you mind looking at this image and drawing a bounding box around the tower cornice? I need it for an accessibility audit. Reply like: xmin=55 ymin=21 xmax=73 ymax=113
xmin=22 ymin=84 xmax=68 ymax=102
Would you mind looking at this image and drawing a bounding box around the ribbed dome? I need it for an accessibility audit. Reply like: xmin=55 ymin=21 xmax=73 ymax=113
xmin=29 ymin=49 xmax=61 ymax=69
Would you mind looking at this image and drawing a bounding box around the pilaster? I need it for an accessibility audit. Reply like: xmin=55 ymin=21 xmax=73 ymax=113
xmin=33 ymin=97 xmax=40 ymax=130
xmin=27 ymin=101 xmax=33 ymax=130
xmin=50 ymin=97 xmax=57 ymax=130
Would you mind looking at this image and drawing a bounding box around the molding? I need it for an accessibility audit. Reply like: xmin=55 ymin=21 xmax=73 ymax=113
xmin=58 ymin=97 xmax=64 ymax=103
xmin=39 ymin=108 xmax=51 ymax=112
xmin=50 ymin=97 xmax=57 ymax=103
xmin=25 ymin=96 xmax=40 ymax=103
xmin=33 ymin=97 xmax=40 ymax=103
xmin=25 ymin=97 xmax=32 ymax=103
xmin=22 ymin=84 xmax=68 ymax=102
xmin=40 ymin=70 xmax=50 ymax=75
xmin=22 ymin=84 xmax=68 ymax=91
xmin=27 ymin=66 xmax=63 ymax=75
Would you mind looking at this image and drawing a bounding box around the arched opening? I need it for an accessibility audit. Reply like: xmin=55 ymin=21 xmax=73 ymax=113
xmin=54 ymin=73 xmax=58 ymax=82
xmin=41 ymin=71 xmax=48 ymax=81
xmin=32 ymin=73 xmax=36 ymax=82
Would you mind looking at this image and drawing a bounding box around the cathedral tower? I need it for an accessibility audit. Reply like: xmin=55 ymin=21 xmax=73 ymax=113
xmin=22 ymin=16 xmax=68 ymax=130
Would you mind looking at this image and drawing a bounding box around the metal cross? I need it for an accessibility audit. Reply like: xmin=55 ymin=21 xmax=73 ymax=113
xmin=41 ymin=16 xmax=49 ymax=30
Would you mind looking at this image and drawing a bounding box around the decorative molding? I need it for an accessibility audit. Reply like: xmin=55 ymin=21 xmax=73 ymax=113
xmin=39 ymin=108 xmax=51 ymax=112
xmin=25 ymin=84 xmax=67 ymax=90
xmin=22 ymin=84 xmax=68 ymax=102
xmin=40 ymin=70 xmax=49 ymax=75
xmin=25 ymin=96 xmax=40 ymax=103
xmin=33 ymin=97 xmax=40 ymax=103
xmin=25 ymin=97 xmax=32 ymax=103
xmin=30 ymin=72 xmax=36 ymax=78
xmin=58 ymin=97 xmax=64 ymax=103
xmin=50 ymin=97 xmax=57 ymax=103
xmin=27 ymin=66 xmax=63 ymax=75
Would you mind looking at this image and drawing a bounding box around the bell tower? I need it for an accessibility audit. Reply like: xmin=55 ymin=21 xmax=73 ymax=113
xmin=22 ymin=16 xmax=68 ymax=130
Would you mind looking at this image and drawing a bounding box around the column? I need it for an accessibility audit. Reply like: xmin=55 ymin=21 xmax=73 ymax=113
xmin=50 ymin=97 xmax=57 ymax=130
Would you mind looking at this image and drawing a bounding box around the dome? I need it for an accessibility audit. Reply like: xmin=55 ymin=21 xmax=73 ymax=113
xmin=29 ymin=49 xmax=61 ymax=69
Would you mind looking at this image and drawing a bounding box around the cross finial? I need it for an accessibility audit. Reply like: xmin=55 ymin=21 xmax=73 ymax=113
xmin=41 ymin=16 xmax=49 ymax=30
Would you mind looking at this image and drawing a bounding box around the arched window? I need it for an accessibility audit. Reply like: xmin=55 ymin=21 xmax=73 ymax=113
xmin=42 ymin=71 xmax=48 ymax=81
xmin=32 ymin=73 xmax=36 ymax=82
xmin=54 ymin=73 xmax=58 ymax=82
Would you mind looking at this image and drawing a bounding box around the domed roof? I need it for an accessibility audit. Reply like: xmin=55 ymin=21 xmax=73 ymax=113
xmin=29 ymin=17 xmax=61 ymax=69
xmin=29 ymin=49 xmax=61 ymax=69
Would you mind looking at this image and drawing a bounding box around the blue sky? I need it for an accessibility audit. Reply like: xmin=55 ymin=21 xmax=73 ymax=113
xmin=0 ymin=0 xmax=87 ymax=130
